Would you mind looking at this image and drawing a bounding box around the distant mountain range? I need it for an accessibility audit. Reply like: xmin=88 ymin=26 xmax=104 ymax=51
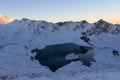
xmin=3 ymin=16 xmax=120 ymax=36
xmin=0 ymin=15 xmax=120 ymax=40
xmin=0 ymin=14 xmax=120 ymax=25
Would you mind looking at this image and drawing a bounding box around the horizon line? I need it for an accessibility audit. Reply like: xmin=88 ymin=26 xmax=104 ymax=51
xmin=1 ymin=14 xmax=120 ymax=24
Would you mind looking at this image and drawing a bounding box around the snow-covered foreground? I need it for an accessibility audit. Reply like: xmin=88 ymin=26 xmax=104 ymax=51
xmin=1 ymin=45 xmax=120 ymax=80
xmin=13 ymin=68 xmax=120 ymax=80
xmin=0 ymin=18 xmax=120 ymax=80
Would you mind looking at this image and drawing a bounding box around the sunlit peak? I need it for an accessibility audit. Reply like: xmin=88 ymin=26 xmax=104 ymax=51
xmin=0 ymin=14 xmax=14 ymax=24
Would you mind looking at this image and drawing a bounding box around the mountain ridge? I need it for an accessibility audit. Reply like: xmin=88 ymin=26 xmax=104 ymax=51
xmin=0 ymin=15 xmax=120 ymax=25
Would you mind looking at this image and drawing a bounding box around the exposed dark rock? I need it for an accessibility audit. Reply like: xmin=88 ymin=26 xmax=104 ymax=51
xmin=80 ymin=36 xmax=90 ymax=42
xmin=112 ymin=50 xmax=119 ymax=56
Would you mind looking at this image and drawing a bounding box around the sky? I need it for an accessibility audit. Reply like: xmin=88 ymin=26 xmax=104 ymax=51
xmin=0 ymin=0 xmax=120 ymax=23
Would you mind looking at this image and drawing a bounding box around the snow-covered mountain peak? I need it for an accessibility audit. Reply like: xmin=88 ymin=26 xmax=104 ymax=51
xmin=21 ymin=18 xmax=29 ymax=21
xmin=0 ymin=15 xmax=9 ymax=19
xmin=0 ymin=14 xmax=14 ymax=24
xmin=18 ymin=18 xmax=48 ymax=24
xmin=95 ymin=19 xmax=110 ymax=25
xmin=80 ymin=20 xmax=88 ymax=24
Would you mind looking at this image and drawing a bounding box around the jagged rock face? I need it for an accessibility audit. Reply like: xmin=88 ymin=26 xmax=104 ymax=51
xmin=31 ymin=43 xmax=95 ymax=72
xmin=80 ymin=19 xmax=120 ymax=36
xmin=95 ymin=19 xmax=111 ymax=30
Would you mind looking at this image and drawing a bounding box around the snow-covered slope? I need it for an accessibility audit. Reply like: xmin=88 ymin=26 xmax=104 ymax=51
xmin=0 ymin=18 xmax=120 ymax=80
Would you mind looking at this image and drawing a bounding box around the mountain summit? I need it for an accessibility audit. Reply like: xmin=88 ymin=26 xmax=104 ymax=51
xmin=0 ymin=14 xmax=14 ymax=24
